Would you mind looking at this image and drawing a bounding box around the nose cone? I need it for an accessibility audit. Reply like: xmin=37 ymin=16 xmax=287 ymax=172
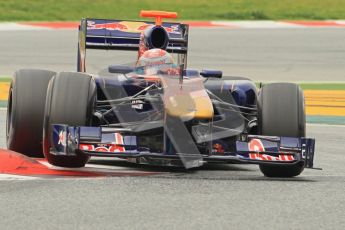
xmin=162 ymin=77 xmax=214 ymax=120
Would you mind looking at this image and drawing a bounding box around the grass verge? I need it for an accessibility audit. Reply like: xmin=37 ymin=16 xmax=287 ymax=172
xmin=1 ymin=80 xmax=345 ymax=125
xmin=307 ymin=115 xmax=345 ymax=125
xmin=256 ymin=82 xmax=345 ymax=90
xmin=0 ymin=77 xmax=12 ymax=83
xmin=1 ymin=0 xmax=345 ymax=21
xmin=298 ymin=83 xmax=345 ymax=90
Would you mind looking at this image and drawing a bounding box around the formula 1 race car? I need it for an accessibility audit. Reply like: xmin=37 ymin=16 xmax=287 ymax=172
xmin=6 ymin=10 xmax=315 ymax=177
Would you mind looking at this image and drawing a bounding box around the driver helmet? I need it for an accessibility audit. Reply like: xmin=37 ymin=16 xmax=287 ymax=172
xmin=137 ymin=48 xmax=174 ymax=67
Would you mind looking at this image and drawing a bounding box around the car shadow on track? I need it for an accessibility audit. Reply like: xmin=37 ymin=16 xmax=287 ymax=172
xmin=88 ymin=158 xmax=316 ymax=182
xmin=88 ymin=158 xmax=252 ymax=172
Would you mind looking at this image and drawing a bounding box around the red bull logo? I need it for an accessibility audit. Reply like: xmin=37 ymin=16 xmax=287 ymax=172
xmin=248 ymin=138 xmax=265 ymax=152
xmin=248 ymin=138 xmax=294 ymax=161
xmin=164 ymin=25 xmax=179 ymax=33
xmin=87 ymin=20 xmax=180 ymax=34
xmin=79 ymin=144 xmax=125 ymax=153
xmin=137 ymin=24 xmax=150 ymax=31
xmin=87 ymin=21 xmax=128 ymax=31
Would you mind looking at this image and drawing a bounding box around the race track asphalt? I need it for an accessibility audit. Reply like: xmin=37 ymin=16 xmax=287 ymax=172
xmin=1 ymin=112 xmax=345 ymax=230
xmin=1 ymin=28 xmax=345 ymax=230
xmin=0 ymin=28 xmax=345 ymax=81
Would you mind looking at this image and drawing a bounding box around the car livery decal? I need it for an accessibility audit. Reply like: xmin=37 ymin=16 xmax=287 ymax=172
xmin=249 ymin=153 xmax=295 ymax=161
xmin=248 ymin=138 xmax=294 ymax=161
xmin=80 ymin=133 xmax=126 ymax=153
xmin=79 ymin=144 xmax=126 ymax=153
xmin=87 ymin=20 xmax=180 ymax=34
xmin=248 ymin=138 xmax=265 ymax=152
xmin=131 ymin=99 xmax=144 ymax=110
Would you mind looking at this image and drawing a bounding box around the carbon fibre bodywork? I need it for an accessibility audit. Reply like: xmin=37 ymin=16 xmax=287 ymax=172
xmin=51 ymin=124 xmax=315 ymax=168
xmin=48 ymin=70 xmax=315 ymax=169
xmin=48 ymin=12 xmax=316 ymax=172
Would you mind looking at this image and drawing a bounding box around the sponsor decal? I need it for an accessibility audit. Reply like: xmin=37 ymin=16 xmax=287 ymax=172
xmin=212 ymin=143 xmax=225 ymax=154
xmin=248 ymin=153 xmax=295 ymax=162
xmin=132 ymin=100 xmax=144 ymax=110
xmin=114 ymin=133 xmax=124 ymax=145
xmin=58 ymin=130 xmax=66 ymax=146
xmin=79 ymin=144 xmax=125 ymax=153
xmin=79 ymin=144 xmax=94 ymax=151
xmin=94 ymin=146 xmax=109 ymax=152
xmin=79 ymin=133 xmax=126 ymax=153
xmin=301 ymin=143 xmax=306 ymax=159
xmin=87 ymin=21 xmax=128 ymax=31
xmin=137 ymin=24 xmax=150 ymax=31
xmin=248 ymin=138 xmax=294 ymax=161
xmin=248 ymin=138 xmax=265 ymax=152
xmin=87 ymin=21 xmax=180 ymax=34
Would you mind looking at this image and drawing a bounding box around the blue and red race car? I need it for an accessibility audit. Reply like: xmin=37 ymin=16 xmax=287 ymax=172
xmin=6 ymin=10 xmax=315 ymax=177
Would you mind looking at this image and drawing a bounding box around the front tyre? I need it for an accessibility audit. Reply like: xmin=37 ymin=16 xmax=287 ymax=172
xmin=7 ymin=69 xmax=56 ymax=157
xmin=43 ymin=72 xmax=96 ymax=167
xmin=258 ymin=83 xmax=305 ymax=177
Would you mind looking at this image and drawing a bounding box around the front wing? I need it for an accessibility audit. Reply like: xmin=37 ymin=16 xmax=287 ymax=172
xmin=51 ymin=124 xmax=315 ymax=168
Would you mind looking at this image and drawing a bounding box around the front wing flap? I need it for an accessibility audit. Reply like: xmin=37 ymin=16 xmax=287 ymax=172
xmin=50 ymin=124 xmax=315 ymax=168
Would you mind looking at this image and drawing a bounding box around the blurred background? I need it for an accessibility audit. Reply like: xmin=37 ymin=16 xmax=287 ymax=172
xmin=1 ymin=0 xmax=345 ymax=21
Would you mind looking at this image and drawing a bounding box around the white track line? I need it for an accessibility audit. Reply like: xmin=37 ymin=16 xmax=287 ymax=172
xmin=39 ymin=158 xmax=148 ymax=173
xmin=212 ymin=21 xmax=304 ymax=28
xmin=0 ymin=174 xmax=39 ymax=181
xmin=0 ymin=23 xmax=50 ymax=31
xmin=307 ymin=123 xmax=345 ymax=128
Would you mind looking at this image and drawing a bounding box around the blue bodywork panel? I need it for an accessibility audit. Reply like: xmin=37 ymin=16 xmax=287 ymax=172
xmin=51 ymin=124 xmax=315 ymax=168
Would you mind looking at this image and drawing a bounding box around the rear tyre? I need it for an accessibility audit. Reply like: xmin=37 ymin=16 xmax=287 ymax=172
xmin=6 ymin=69 xmax=56 ymax=157
xmin=43 ymin=72 xmax=96 ymax=167
xmin=258 ymin=83 xmax=305 ymax=177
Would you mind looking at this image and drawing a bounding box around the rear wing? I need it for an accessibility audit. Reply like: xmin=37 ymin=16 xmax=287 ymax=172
xmin=77 ymin=18 xmax=189 ymax=72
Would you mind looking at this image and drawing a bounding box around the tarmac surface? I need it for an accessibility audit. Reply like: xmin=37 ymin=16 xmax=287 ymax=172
xmin=0 ymin=27 xmax=345 ymax=81
xmin=1 ymin=28 xmax=345 ymax=229
xmin=0 ymin=108 xmax=345 ymax=229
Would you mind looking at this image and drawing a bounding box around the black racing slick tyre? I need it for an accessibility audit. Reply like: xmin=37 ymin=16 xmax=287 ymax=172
xmin=6 ymin=69 xmax=56 ymax=157
xmin=258 ymin=83 xmax=306 ymax=177
xmin=43 ymin=72 xmax=96 ymax=167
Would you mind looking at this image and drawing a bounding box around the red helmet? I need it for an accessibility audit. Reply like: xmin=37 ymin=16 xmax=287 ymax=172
xmin=137 ymin=48 xmax=174 ymax=67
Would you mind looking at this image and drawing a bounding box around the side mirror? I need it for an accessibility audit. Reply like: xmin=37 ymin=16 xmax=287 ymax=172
xmin=108 ymin=65 xmax=134 ymax=74
xmin=200 ymin=70 xmax=222 ymax=79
